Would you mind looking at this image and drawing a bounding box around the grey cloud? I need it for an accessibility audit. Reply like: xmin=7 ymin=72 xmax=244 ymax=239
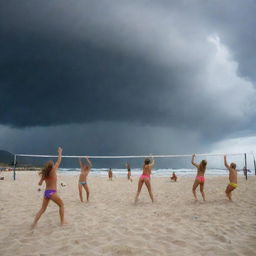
xmin=0 ymin=123 xmax=206 ymax=167
xmin=0 ymin=0 xmax=256 ymax=147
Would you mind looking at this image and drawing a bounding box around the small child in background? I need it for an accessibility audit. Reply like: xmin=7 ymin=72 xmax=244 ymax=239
xmin=170 ymin=172 xmax=177 ymax=182
xmin=108 ymin=168 xmax=113 ymax=181
xmin=78 ymin=157 xmax=92 ymax=202
xmin=126 ymin=163 xmax=132 ymax=182
xmin=224 ymin=155 xmax=238 ymax=201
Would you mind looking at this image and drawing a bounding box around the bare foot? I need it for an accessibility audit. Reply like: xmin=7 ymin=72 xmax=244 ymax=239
xmin=31 ymin=223 xmax=37 ymax=229
xmin=61 ymin=220 xmax=68 ymax=225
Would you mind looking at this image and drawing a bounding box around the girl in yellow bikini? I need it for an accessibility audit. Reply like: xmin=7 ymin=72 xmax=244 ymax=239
xmin=191 ymin=154 xmax=207 ymax=201
xmin=224 ymin=155 xmax=238 ymax=201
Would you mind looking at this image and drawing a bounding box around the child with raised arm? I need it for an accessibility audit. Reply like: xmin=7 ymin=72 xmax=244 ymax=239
xmin=135 ymin=157 xmax=155 ymax=204
xmin=78 ymin=157 xmax=92 ymax=202
xmin=191 ymin=154 xmax=207 ymax=201
xmin=32 ymin=147 xmax=67 ymax=227
xmin=224 ymin=155 xmax=238 ymax=201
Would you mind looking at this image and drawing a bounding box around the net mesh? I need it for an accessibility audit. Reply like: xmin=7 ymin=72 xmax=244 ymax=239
xmin=14 ymin=152 xmax=253 ymax=171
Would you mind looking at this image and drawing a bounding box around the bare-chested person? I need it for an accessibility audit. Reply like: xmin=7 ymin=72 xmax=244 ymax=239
xmin=78 ymin=157 xmax=92 ymax=202
xmin=134 ymin=157 xmax=155 ymax=204
xmin=224 ymin=155 xmax=238 ymax=201
xmin=191 ymin=154 xmax=207 ymax=201
xmin=32 ymin=147 xmax=67 ymax=227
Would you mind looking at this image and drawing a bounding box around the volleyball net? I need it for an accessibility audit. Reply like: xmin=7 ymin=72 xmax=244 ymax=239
xmin=12 ymin=151 xmax=256 ymax=179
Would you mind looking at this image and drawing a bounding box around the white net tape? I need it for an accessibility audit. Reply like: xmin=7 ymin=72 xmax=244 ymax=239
xmin=15 ymin=152 xmax=245 ymax=159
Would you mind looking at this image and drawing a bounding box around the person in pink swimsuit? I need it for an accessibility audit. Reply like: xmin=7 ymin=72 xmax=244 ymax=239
xmin=32 ymin=147 xmax=67 ymax=227
xmin=135 ymin=157 xmax=155 ymax=204
xmin=191 ymin=154 xmax=207 ymax=201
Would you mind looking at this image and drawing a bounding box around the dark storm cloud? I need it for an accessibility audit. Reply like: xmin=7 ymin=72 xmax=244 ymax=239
xmin=0 ymin=122 xmax=206 ymax=168
xmin=0 ymin=0 xmax=256 ymax=142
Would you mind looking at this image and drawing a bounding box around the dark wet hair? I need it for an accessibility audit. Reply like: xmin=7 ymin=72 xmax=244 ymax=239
xmin=144 ymin=158 xmax=151 ymax=165
xmin=39 ymin=161 xmax=54 ymax=178
xmin=230 ymin=163 xmax=236 ymax=169
xmin=199 ymin=160 xmax=207 ymax=172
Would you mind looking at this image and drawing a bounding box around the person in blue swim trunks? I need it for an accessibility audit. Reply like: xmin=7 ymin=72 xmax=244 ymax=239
xmin=32 ymin=147 xmax=67 ymax=227
xmin=78 ymin=157 xmax=92 ymax=202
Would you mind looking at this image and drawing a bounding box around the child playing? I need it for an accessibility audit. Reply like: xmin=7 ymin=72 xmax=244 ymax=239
xmin=224 ymin=155 xmax=238 ymax=201
xmin=126 ymin=163 xmax=132 ymax=182
xmin=191 ymin=154 xmax=207 ymax=201
xmin=108 ymin=168 xmax=113 ymax=181
xmin=170 ymin=171 xmax=177 ymax=182
xmin=135 ymin=157 xmax=155 ymax=204
xmin=32 ymin=147 xmax=67 ymax=227
xmin=78 ymin=157 xmax=92 ymax=202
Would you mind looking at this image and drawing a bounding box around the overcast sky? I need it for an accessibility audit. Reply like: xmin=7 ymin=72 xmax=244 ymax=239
xmin=0 ymin=0 xmax=256 ymax=161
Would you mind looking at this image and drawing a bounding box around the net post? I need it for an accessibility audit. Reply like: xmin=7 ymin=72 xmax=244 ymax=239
xmin=244 ymin=153 xmax=247 ymax=180
xmin=13 ymin=154 xmax=17 ymax=181
xmin=253 ymin=152 xmax=256 ymax=176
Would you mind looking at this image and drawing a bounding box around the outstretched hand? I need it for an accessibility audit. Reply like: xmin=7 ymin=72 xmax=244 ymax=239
xmin=58 ymin=147 xmax=63 ymax=154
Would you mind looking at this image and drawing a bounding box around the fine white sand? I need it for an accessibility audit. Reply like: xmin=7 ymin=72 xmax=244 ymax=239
xmin=0 ymin=171 xmax=256 ymax=256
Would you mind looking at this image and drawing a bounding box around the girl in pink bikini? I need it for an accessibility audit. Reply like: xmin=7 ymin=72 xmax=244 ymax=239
xmin=191 ymin=154 xmax=207 ymax=201
xmin=135 ymin=157 xmax=155 ymax=204
xmin=32 ymin=147 xmax=67 ymax=227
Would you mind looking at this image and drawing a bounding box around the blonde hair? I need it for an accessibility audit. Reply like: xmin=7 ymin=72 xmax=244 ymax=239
xmin=39 ymin=161 xmax=54 ymax=178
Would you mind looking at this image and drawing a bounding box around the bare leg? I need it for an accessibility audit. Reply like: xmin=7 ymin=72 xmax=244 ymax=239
xmin=50 ymin=193 xmax=67 ymax=225
xmin=192 ymin=179 xmax=200 ymax=201
xmin=83 ymin=184 xmax=90 ymax=202
xmin=200 ymin=183 xmax=206 ymax=201
xmin=32 ymin=197 xmax=50 ymax=228
xmin=145 ymin=179 xmax=154 ymax=203
xmin=135 ymin=179 xmax=144 ymax=204
xmin=225 ymin=185 xmax=235 ymax=201
xmin=78 ymin=184 xmax=83 ymax=202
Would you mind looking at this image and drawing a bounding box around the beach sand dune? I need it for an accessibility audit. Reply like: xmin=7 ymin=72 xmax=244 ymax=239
xmin=0 ymin=172 xmax=255 ymax=256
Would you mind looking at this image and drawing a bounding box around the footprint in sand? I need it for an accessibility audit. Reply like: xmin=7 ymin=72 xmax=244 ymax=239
xmin=172 ymin=240 xmax=186 ymax=247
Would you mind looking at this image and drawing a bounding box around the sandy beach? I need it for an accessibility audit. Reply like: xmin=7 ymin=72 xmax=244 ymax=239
xmin=0 ymin=171 xmax=255 ymax=256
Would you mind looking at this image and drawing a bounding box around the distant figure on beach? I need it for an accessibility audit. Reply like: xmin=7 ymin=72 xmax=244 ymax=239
xmin=32 ymin=147 xmax=67 ymax=227
xmin=224 ymin=155 xmax=238 ymax=201
xmin=0 ymin=168 xmax=4 ymax=180
xmin=135 ymin=157 xmax=155 ymax=204
xmin=126 ymin=163 xmax=132 ymax=182
xmin=78 ymin=157 xmax=92 ymax=202
xmin=191 ymin=154 xmax=207 ymax=201
xmin=243 ymin=166 xmax=251 ymax=180
xmin=243 ymin=166 xmax=248 ymax=180
xmin=170 ymin=172 xmax=177 ymax=182
xmin=108 ymin=168 xmax=113 ymax=181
